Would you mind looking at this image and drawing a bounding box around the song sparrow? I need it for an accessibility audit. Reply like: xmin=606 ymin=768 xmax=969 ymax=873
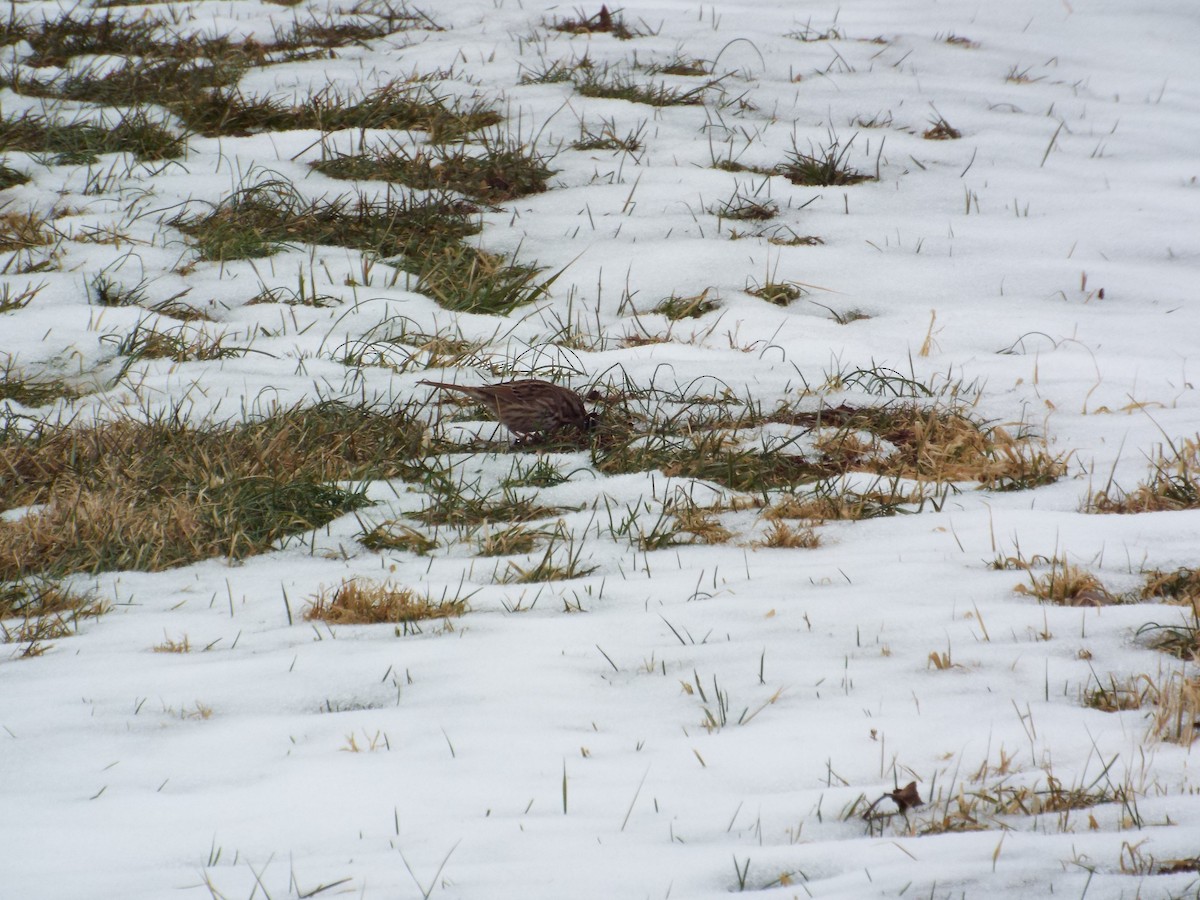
xmin=419 ymin=378 xmax=597 ymax=441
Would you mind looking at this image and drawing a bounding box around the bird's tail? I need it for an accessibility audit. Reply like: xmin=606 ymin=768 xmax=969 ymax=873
xmin=418 ymin=380 xmax=476 ymax=394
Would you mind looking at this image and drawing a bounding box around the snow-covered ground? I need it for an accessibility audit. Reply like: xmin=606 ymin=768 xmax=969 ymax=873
xmin=3 ymin=0 xmax=1200 ymax=897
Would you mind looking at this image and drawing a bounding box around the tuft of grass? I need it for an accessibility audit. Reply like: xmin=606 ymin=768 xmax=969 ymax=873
xmin=1146 ymin=670 xmax=1200 ymax=745
xmin=549 ymin=6 xmax=640 ymax=40
xmin=172 ymin=179 xmax=477 ymax=263
xmin=941 ymin=33 xmax=979 ymax=48
xmin=5 ymin=6 xmax=448 ymax=132
xmin=785 ymin=21 xmax=846 ymax=42
xmin=710 ymin=188 xmax=778 ymax=222
xmin=358 ymin=522 xmax=438 ymax=555
xmin=87 ymin=272 xmax=146 ymax=307
xmin=498 ymin=529 xmax=597 ymax=583
xmin=0 ymin=281 xmax=46 ymax=313
xmin=338 ymin=322 xmax=487 ymax=373
xmin=519 ymin=56 xmax=592 ymax=85
xmin=572 ymin=118 xmax=645 ymax=153
xmin=0 ymin=579 xmax=108 ymax=658
xmin=104 ymin=321 xmax=248 ymax=365
xmin=906 ymin=769 xmax=1133 ymax=836
xmin=810 ymin=300 xmax=871 ymax=324
xmin=1141 ymin=567 xmax=1200 ymax=607
xmin=21 ymin=8 xmax=170 ymax=68
xmin=409 ymin=477 xmax=568 ymax=528
xmin=478 ymin=524 xmax=546 ymax=557
xmin=406 ymin=243 xmax=560 ymax=315
xmin=592 ymin=387 xmax=1064 ymax=498
xmin=768 ymin=232 xmax=825 ymax=248
xmin=0 ymin=163 xmax=30 ymax=189
xmin=1082 ymin=673 xmax=1152 ymax=713
xmin=754 ymin=520 xmax=820 ymax=549
xmin=0 ymin=361 xmax=78 ymax=407
xmin=314 ymin=134 xmax=555 ymax=203
xmin=747 ymin=280 xmax=803 ymax=306
xmin=304 ymin=578 xmax=466 ymax=629
xmin=575 ymin=68 xmax=710 ymax=107
xmin=1137 ymin=610 xmax=1200 ymax=662
xmin=176 ymin=178 xmax=555 ymax=314
xmin=0 ymin=210 xmax=57 ymax=253
xmin=249 ymin=285 xmax=339 ymax=308
xmin=669 ymin=499 xmax=732 ymax=545
xmin=172 ymin=88 xmax=294 ymax=139
xmin=1005 ymin=64 xmax=1044 ymax=85
xmin=776 ymin=133 xmax=872 ymax=186
xmin=0 ymin=401 xmax=425 ymax=579
xmin=293 ymin=82 xmax=502 ymax=142
xmin=654 ymin=289 xmax=717 ymax=320
xmin=501 ymin=458 xmax=569 ymax=489
xmin=153 ymin=633 xmax=192 ymax=653
xmin=851 ymin=111 xmax=893 ymax=129
xmin=1089 ymin=436 xmax=1200 ymax=513
xmin=765 ymin=480 xmax=925 ymax=522
xmin=1012 ymin=559 xmax=1116 ymax=606
xmin=12 ymin=54 xmax=246 ymax=113
xmin=923 ymin=110 xmax=962 ymax=140
xmin=646 ymin=55 xmax=710 ymax=77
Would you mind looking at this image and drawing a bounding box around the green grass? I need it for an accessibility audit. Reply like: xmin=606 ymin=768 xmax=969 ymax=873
xmin=0 ymin=400 xmax=426 ymax=579
xmin=172 ymin=179 xmax=478 ymax=262
xmin=0 ymin=360 xmax=77 ymax=407
xmin=0 ymin=162 xmax=30 ymax=189
xmin=654 ymin=290 xmax=718 ymax=320
xmin=176 ymin=176 xmax=558 ymax=314
xmin=575 ymin=68 xmax=710 ymax=107
xmin=775 ymin=132 xmax=873 ymax=186
xmin=589 ymin=385 xmax=1065 ymax=496
xmin=313 ymin=134 xmax=555 ymax=203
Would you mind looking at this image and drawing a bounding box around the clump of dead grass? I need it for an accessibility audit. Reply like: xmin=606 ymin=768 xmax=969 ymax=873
xmin=304 ymin=578 xmax=466 ymax=628
xmin=1017 ymin=561 xmax=1118 ymax=609
xmin=549 ymin=5 xmax=640 ymax=40
xmin=1089 ymin=436 xmax=1200 ymax=513
xmin=593 ymin=390 xmax=1065 ymax=501
xmin=0 ymin=579 xmax=108 ymax=658
xmin=0 ymin=401 xmax=426 ymax=579
xmin=0 ymin=211 xmax=57 ymax=253
xmin=1146 ymin=670 xmax=1200 ymax=745
xmin=1141 ymin=567 xmax=1200 ymax=607
xmin=754 ymin=520 xmax=819 ymax=549
xmin=1012 ymin=558 xmax=1117 ymax=607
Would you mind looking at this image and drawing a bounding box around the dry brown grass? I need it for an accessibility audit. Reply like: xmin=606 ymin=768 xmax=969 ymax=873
xmin=755 ymin=520 xmax=820 ymax=549
xmin=1090 ymin=436 xmax=1200 ymax=513
xmin=863 ymin=408 xmax=1064 ymax=488
xmin=671 ymin=502 xmax=733 ymax=545
xmin=0 ymin=211 xmax=57 ymax=251
xmin=477 ymin=524 xmax=545 ymax=557
xmin=304 ymin=578 xmax=466 ymax=626
xmin=1146 ymin=670 xmax=1200 ymax=745
xmin=0 ymin=402 xmax=425 ymax=579
xmin=593 ymin=396 xmax=1064 ymax=505
xmin=1012 ymin=559 xmax=1117 ymax=606
xmin=1082 ymin=673 xmax=1154 ymax=712
xmin=1140 ymin=567 xmax=1200 ymax=607
xmin=359 ymin=522 xmax=439 ymax=555
xmin=153 ymin=633 xmax=192 ymax=653
xmin=0 ymin=579 xmax=108 ymax=658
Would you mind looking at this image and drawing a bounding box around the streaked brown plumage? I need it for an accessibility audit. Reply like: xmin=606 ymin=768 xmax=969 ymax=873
xmin=419 ymin=378 xmax=596 ymax=440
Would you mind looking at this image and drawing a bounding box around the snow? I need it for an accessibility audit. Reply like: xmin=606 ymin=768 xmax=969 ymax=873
xmin=3 ymin=0 xmax=1200 ymax=897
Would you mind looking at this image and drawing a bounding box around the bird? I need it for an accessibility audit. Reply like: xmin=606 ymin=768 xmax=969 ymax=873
xmin=418 ymin=378 xmax=597 ymax=442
